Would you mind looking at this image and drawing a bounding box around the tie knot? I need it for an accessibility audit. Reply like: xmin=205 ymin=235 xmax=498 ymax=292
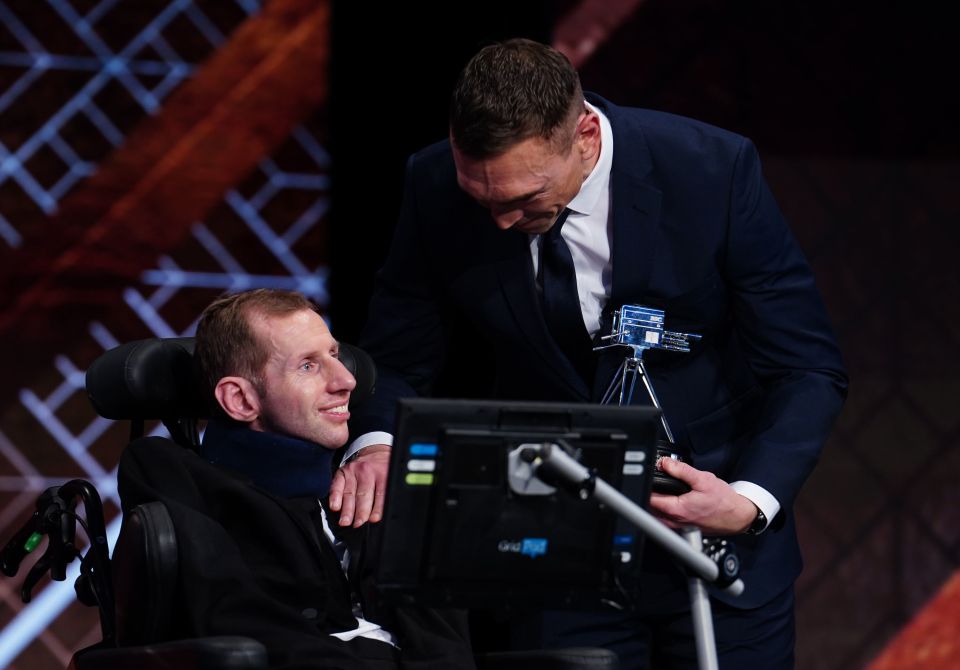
xmin=545 ymin=207 xmax=571 ymax=240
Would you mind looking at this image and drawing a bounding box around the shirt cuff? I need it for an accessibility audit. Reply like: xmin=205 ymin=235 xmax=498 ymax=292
xmin=729 ymin=481 xmax=780 ymax=533
xmin=341 ymin=431 xmax=394 ymax=466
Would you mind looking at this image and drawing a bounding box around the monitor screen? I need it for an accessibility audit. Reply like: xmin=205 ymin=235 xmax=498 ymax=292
xmin=375 ymin=398 xmax=660 ymax=610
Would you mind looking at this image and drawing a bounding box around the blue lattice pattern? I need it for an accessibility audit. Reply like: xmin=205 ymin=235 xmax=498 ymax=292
xmin=0 ymin=0 xmax=261 ymax=247
xmin=0 ymin=116 xmax=330 ymax=668
xmin=0 ymin=1 xmax=337 ymax=667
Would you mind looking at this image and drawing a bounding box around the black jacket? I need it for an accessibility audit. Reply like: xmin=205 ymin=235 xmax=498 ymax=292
xmin=117 ymin=436 xmax=475 ymax=669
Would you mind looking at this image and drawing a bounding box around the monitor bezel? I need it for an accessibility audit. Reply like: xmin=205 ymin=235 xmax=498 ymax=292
xmin=375 ymin=398 xmax=660 ymax=610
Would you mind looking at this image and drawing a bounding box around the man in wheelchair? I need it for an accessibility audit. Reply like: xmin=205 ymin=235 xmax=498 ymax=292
xmin=118 ymin=289 xmax=476 ymax=669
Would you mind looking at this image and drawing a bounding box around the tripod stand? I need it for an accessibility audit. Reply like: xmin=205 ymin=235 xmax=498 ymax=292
xmin=596 ymin=305 xmax=697 ymax=445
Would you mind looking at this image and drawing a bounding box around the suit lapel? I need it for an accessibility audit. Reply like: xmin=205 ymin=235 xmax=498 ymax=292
xmin=494 ymin=225 xmax=592 ymax=399
xmin=270 ymin=495 xmax=339 ymax=571
xmin=610 ymin=175 xmax=662 ymax=306
xmin=585 ymin=96 xmax=666 ymax=399
xmin=590 ymin=95 xmax=664 ymax=310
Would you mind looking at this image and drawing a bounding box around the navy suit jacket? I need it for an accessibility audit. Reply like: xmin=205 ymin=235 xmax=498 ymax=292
xmin=353 ymin=95 xmax=848 ymax=608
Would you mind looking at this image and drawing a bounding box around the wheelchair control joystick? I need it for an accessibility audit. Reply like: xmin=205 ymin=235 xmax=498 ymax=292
xmin=0 ymin=480 xmax=116 ymax=643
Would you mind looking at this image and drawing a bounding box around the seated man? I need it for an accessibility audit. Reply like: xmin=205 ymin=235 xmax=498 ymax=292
xmin=117 ymin=288 xmax=475 ymax=669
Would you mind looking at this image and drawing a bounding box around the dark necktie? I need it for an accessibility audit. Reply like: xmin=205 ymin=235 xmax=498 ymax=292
xmin=539 ymin=208 xmax=596 ymax=386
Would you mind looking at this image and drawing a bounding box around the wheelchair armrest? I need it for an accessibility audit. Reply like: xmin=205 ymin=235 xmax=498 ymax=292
xmin=113 ymin=501 xmax=178 ymax=645
xmin=70 ymin=636 xmax=268 ymax=670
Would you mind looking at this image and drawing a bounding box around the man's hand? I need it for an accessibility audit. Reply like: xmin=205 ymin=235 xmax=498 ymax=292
xmin=648 ymin=457 xmax=758 ymax=535
xmin=328 ymin=444 xmax=391 ymax=528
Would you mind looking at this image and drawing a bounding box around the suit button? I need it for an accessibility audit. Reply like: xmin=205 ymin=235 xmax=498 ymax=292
xmin=301 ymin=607 xmax=318 ymax=619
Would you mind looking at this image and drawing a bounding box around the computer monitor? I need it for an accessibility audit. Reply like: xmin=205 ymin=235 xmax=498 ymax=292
xmin=375 ymin=398 xmax=660 ymax=610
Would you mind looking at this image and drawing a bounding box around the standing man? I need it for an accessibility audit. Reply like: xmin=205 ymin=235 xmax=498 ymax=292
xmin=348 ymin=39 xmax=847 ymax=668
xmin=119 ymin=289 xmax=476 ymax=669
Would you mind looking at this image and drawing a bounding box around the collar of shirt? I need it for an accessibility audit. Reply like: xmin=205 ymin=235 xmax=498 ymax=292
xmin=530 ymin=102 xmax=615 ymax=340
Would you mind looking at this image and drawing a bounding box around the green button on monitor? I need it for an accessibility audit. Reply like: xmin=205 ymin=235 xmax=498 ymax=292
xmin=405 ymin=472 xmax=435 ymax=486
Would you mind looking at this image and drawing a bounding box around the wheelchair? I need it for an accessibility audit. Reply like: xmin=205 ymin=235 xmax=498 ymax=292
xmin=1 ymin=337 xmax=617 ymax=669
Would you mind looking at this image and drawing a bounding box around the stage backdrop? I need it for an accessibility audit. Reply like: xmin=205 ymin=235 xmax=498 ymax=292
xmin=0 ymin=1 xmax=330 ymax=666
xmin=1 ymin=2 xmax=957 ymax=669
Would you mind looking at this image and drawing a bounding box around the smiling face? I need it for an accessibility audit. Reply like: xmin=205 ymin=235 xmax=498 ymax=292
xmin=452 ymin=109 xmax=601 ymax=234
xmin=247 ymin=308 xmax=356 ymax=449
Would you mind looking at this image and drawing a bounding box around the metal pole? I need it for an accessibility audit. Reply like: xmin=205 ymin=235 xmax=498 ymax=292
xmin=532 ymin=444 xmax=743 ymax=595
xmin=685 ymin=528 xmax=719 ymax=670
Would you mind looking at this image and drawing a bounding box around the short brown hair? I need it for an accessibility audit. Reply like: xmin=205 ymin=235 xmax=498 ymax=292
xmin=449 ymin=38 xmax=584 ymax=158
xmin=194 ymin=289 xmax=320 ymax=405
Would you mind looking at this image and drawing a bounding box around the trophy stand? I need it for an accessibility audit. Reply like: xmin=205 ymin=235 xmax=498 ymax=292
xmin=591 ymin=305 xmax=731 ymax=670
xmin=595 ymin=305 xmax=699 ymax=494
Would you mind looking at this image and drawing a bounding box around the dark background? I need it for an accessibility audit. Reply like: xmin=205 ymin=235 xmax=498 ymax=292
xmin=329 ymin=3 xmax=960 ymax=669
xmin=0 ymin=1 xmax=957 ymax=668
xmin=330 ymin=0 xmax=960 ymax=336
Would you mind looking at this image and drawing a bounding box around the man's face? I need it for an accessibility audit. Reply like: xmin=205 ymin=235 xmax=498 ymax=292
xmin=452 ymin=110 xmax=599 ymax=235
xmin=249 ymin=309 xmax=355 ymax=450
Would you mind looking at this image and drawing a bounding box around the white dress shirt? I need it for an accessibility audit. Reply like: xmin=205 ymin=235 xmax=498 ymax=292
xmin=319 ymin=505 xmax=398 ymax=646
xmin=530 ymin=101 xmax=614 ymax=339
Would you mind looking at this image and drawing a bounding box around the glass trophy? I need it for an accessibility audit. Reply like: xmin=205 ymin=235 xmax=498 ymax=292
xmin=595 ymin=305 xmax=701 ymax=495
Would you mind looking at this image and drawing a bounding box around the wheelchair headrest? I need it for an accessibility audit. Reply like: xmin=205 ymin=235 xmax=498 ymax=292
xmin=85 ymin=337 xmax=376 ymax=421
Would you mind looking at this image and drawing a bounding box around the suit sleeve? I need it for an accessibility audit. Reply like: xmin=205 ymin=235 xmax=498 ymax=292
xmin=723 ymin=138 xmax=848 ymax=514
xmin=351 ymin=153 xmax=448 ymax=438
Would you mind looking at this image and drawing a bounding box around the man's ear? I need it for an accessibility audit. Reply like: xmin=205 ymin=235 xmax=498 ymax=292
xmin=214 ymin=376 xmax=261 ymax=423
xmin=576 ymin=110 xmax=601 ymax=160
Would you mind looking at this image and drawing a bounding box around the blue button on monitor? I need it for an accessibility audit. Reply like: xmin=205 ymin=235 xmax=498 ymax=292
xmin=409 ymin=443 xmax=438 ymax=457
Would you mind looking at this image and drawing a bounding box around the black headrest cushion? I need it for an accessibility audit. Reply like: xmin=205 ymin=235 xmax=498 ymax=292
xmin=85 ymin=337 xmax=376 ymax=421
